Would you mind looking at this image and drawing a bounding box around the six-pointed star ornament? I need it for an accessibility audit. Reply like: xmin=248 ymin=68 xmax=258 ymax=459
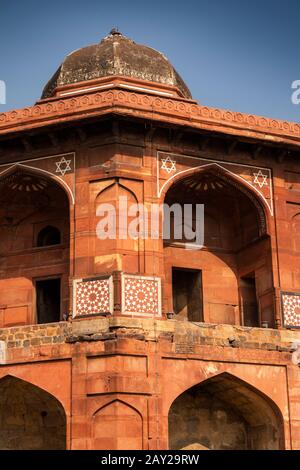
xmin=161 ymin=156 xmax=176 ymax=174
xmin=55 ymin=156 xmax=72 ymax=176
xmin=253 ymin=170 xmax=268 ymax=188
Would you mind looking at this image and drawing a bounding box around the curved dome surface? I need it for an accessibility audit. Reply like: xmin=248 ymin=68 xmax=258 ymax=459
xmin=42 ymin=29 xmax=192 ymax=99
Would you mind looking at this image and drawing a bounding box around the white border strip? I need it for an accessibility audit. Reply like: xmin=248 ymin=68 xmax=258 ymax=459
xmin=119 ymin=83 xmax=174 ymax=96
xmin=60 ymin=84 xmax=113 ymax=96
xmin=59 ymin=82 xmax=174 ymax=98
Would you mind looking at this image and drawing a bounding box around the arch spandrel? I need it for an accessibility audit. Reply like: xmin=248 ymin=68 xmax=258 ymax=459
xmin=158 ymin=158 xmax=273 ymax=221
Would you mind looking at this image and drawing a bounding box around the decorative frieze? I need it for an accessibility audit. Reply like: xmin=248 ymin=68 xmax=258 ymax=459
xmin=1 ymin=89 xmax=300 ymax=143
xmin=73 ymin=273 xmax=162 ymax=318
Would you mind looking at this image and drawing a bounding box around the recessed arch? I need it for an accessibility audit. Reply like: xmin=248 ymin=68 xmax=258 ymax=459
xmin=0 ymin=163 xmax=74 ymax=205
xmin=163 ymin=164 xmax=275 ymax=327
xmin=168 ymin=372 xmax=284 ymax=450
xmin=0 ymin=375 xmax=66 ymax=450
xmin=94 ymin=180 xmax=141 ymax=273
xmin=0 ymin=165 xmax=70 ymax=327
xmin=37 ymin=225 xmax=61 ymax=247
xmin=160 ymin=162 xmax=271 ymax=231
xmin=92 ymin=399 xmax=143 ymax=450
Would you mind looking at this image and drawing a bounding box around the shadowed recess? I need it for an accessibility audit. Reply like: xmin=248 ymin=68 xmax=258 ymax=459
xmin=0 ymin=375 xmax=66 ymax=450
xmin=168 ymin=373 xmax=284 ymax=450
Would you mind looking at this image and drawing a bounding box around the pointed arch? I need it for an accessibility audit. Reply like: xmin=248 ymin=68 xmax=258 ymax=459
xmin=168 ymin=372 xmax=284 ymax=450
xmin=292 ymin=212 xmax=300 ymax=222
xmin=163 ymin=162 xmax=275 ymax=326
xmin=92 ymin=399 xmax=143 ymax=450
xmin=0 ymin=375 xmax=66 ymax=449
xmin=92 ymin=398 xmax=143 ymax=419
xmin=0 ymin=164 xmax=71 ymax=327
xmin=160 ymin=162 xmax=270 ymax=234
xmin=94 ymin=180 xmax=141 ymax=273
xmin=95 ymin=180 xmax=139 ymax=204
xmin=0 ymin=163 xmax=74 ymax=205
xmin=37 ymin=225 xmax=61 ymax=246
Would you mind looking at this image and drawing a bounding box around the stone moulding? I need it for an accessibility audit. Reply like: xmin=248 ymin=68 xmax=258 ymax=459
xmin=0 ymin=88 xmax=300 ymax=147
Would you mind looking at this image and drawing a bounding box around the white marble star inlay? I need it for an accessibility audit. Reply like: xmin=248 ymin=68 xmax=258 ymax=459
xmin=55 ymin=156 xmax=72 ymax=176
xmin=161 ymin=156 xmax=176 ymax=174
xmin=253 ymin=170 xmax=268 ymax=188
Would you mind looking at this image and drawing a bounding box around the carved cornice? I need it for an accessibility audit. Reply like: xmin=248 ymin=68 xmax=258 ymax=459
xmin=0 ymin=88 xmax=300 ymax=147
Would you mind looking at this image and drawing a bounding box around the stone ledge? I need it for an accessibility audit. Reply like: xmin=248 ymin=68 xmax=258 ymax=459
xmin=0 ymin=322 xmax=71 ymax=349
xmin=0 ymin=317 xmax=299 ymax=352
xmin=1 ymin=89 xmax=300 ymax=147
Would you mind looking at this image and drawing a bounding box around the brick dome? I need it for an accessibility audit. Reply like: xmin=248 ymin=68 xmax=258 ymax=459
xmin=41 ymin=29 xmax=192 ymax=99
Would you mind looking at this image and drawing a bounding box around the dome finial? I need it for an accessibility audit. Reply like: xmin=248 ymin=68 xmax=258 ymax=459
xmin=109 ymin=27 xmax=122 ymax=36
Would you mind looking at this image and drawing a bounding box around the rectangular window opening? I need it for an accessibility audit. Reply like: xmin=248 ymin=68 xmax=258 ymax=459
xmin=36 ymin=278 xmax=61 ymax=324
xmin=172 ymin=268 xmax=203 ymax=322
xmin=240 ymin=274 xmax=259 ymax=327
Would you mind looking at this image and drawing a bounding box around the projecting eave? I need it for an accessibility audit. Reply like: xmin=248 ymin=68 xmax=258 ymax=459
xmin=0 ymin=87 xmax=300 ymax=149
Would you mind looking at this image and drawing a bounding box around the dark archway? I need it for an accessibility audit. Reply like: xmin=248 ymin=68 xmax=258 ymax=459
xmin=0 ymin=375 xmax=66 ymax=450
xmin=163 ymin=168 xmax=274 ymax=327
xmin=37 ymin=225 xmax=61 ymax=247
xmin=168 ymin=373 xmax=284 ymax=450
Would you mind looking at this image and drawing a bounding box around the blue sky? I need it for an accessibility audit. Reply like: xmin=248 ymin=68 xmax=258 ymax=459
xmin=0 ymin=0 xmax=299 ymax=122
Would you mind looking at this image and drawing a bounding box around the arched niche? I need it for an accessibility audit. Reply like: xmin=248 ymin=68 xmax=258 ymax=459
xmin=37 ymin=225 xmax=61 ymax=247
xmin=92 ymin=399 xmax=143 ymax=450
xmin=163 ymin=167 xmax=274 ymax=327
xmin=0 ymin=167 xmax=70 ymax=326
xmin=168 ymin=372 xmax=284 ymax=450
xmin=0 ymin=375 xmax=66 ymax=450
xmin=94 ymin=182 xmax=140 ymax=273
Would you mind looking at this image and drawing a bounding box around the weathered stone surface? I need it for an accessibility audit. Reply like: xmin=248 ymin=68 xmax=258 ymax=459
xmin=42 ymin=29 xmax=192 ymax=100
xmin=0 ymin=376 xmax=65 ymax=450
xmin=0 ymin=30 xmax=299 ymax=452
xmin=0 ymin=318 xmax=299 ymax=352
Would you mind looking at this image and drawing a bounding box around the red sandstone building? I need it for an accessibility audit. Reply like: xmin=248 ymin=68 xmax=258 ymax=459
xmin=0 ymin=29 xmax=299 ymax=450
